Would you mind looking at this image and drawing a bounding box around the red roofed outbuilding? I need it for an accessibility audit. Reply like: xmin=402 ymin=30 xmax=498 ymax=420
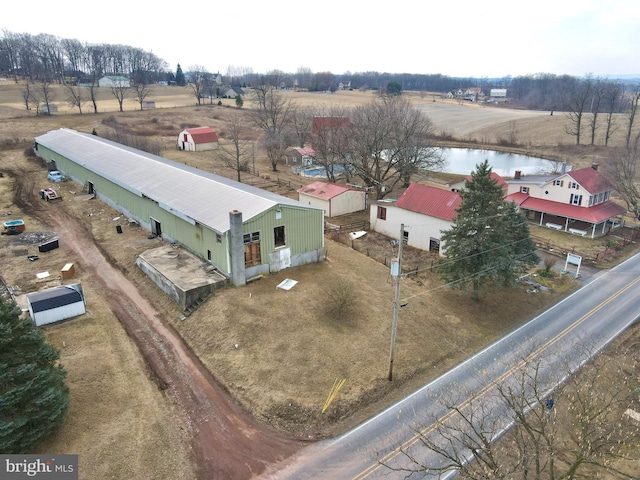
xmin=297 ymin=181 xmax=366 ymax=217
xmin=370 ymin=183 xmax=461 ymax=255
xmin=177 ymin=127 xmax=219 ymax=152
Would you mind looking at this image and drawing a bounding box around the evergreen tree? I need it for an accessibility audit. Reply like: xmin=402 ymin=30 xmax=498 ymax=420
xmin=0 ymin=296 xmax=69 ymax=453
xmin=437 ymin=160 xmax=539 ymax=299
xmin=175 ymin=64 xmax=186 ymax=87
xmin=235 ymin=94 xmax=243 ymax=108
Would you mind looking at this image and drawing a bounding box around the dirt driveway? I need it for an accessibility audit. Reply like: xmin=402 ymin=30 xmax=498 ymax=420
xmin=13 ymin=168 xmax=303 ymax=478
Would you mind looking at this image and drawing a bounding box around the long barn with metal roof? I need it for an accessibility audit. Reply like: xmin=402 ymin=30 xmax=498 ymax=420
xmin=34 ymin=128 xmax=324 ymax=286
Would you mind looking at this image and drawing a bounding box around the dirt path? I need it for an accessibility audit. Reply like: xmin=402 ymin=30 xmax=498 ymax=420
xmin=13 ymin=170 xmax=304 ymax=479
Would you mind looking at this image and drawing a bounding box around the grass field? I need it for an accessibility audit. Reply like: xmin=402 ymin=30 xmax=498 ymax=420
xmin=1 ymin=82 xmax=639 ymax=478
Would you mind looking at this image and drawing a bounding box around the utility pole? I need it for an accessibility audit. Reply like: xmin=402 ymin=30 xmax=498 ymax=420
xmin=388 ymin=223 xmax=403 ymax=381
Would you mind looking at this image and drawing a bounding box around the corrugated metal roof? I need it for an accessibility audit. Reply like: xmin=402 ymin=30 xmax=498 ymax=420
xmin=298 ymin=181 xmax=350 ymax=200
xmin=185 ymin=127 xmax=218 ymax=144
xmin=27 ymin=286 xmax=83 ymax=313
xmin=395 ymin=184 xmax=461 ymax=221
xmin=505 ymin=193 xmax=626 ymax=223
xmin=566 ymin=166 xmax=613 ymax=194
xmin=35 ymin=129 xmax=319 ymax=233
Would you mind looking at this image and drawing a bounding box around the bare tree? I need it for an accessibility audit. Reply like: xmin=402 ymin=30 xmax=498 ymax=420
xmin=290 ymin=106 xmax=314 ymax=148
xmin=132 ymin=77 xmax=153 ymax=111
xmin=109 ymin=78 xmax=130 ymax=112
xmin=217 ymin=114 xmax=254 ymax=182
xmin=65 ymin=84 xmax=87 ymax=114
xmin=602 ymin=81 xmax=624 ymax=146
xmin=307 ymin=106 xmax=350 ymax=183
xmin=383 ymin=342 xmax=640 ymax=479
xmin=587 ymin=78 xmax=606 ymax=145
xmin=624 ymin=87 xmax=640 ymax=148
xmin=604 ymin=134 xmax=640 ymax=218
xmin=565 ymin=74 xmax=594 ymax=145
xmin=187 ymin=66 xmax=209 ymax=105
xmin=36 ymin=78 xmax=55 ymax=115
xmin=347 ymin=96 xmax=444 ymax=198
xmin=253 ymin=84 xmax=296 ymax=171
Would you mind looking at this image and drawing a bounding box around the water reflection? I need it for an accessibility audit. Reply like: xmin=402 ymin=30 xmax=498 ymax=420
xmin=438 ymin=148 xmax=560 ymax=177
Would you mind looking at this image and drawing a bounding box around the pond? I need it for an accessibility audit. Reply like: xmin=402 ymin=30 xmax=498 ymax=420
xmin=438 ymin=148 xmax=561 ymax=177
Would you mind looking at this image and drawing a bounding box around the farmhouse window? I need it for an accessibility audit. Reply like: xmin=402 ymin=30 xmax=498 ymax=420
xmin=553 ymin=180 xmax=563 ymax=187
xmin=520 ymin=186 xmax=529 ymax=193
xmin=570 ymin=194 xmax=583 ymax=205
xmin=377 ymin=206 xmax=387 ymax=220
xmin=274 ymin=226 xmax=285 ymax=247
xmin=569 ymin=182 xmax=579 ymax=189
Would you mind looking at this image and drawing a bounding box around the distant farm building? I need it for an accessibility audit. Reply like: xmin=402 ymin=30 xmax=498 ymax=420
xmin=27 ymin=284 xmax=86 ymax=327
xmin=490 ymin=89 xmax=508 ymax=98
xmin=98 ymin=76 xmax=131 ymax=88
xmin=297 ymin=181 xmax=366 ymax=218
xmin=177 ymin=127 xmax=219 ymax=151
xmin=285 ymin=146 xmax=316 ymax=166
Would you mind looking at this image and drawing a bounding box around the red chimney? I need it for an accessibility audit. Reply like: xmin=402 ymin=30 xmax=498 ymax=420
xmin=514 ymin=170 xmax=521 ymax=179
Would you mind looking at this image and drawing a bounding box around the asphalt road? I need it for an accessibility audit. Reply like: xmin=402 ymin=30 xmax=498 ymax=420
xmin=262 ymin=251 xmax=640 ymax=479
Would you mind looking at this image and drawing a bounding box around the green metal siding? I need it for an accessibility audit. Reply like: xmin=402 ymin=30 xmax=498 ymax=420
xmin=244 ymin=204 xmax=324 ymax=264
xmin=36 ymin=145 xmax=322 ymax=276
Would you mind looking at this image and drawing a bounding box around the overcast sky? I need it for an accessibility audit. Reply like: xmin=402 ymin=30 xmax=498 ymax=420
xmin=3 ymin=0 xmax=639 ymax=78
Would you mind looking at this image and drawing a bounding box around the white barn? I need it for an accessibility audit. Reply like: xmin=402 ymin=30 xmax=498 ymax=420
xmin=297 ymin=181 xmax=366 ymax=218
xmin=27 ymin=284 xmax=86 ymax=327
xmin=370 ymin=184 xmax=460 ymax=254
xmin=177 ymin=127 xmax=219 ymax=151
xmin=98 ymin=76 xmax=131 ymax=88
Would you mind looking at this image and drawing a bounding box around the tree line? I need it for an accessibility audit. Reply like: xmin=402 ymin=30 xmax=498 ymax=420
xmin=0 ymin=29 xmax=168 ymax=85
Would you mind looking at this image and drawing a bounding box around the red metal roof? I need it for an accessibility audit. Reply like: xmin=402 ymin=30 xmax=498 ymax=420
xmin=395 ymin=184 xmax=461 ymax=221
xmin=505 ymin=193 xmax=626 ymax=223
xmin=565 ymin=166 xmax=613 ymax=193
xmin=298 ymin=181 xmax=350 ymax=200
xmin=185 ymin=127 xmax=218 ymax=144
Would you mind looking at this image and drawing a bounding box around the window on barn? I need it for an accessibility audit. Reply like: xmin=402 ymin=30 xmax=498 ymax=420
xmin=216 ymin=233 xmax=222 ymax=243
xmin=429 ymin=238 xmax=441 ymax=252
xmin=377 ymin=206 xmax=387 ymax=220
xmin=274 ymin=226 xmax=285 ymax=247
xmin=243 ymin=231 xmax=261 ymax=267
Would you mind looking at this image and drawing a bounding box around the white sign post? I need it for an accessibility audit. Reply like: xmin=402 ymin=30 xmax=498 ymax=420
xmin=564 ymin=253 xmax=583 ymax=279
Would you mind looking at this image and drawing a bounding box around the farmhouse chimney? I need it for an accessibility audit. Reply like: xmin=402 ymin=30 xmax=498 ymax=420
xmin=229 ymin=210 xmax=246 ymax=287
xmin=592 ymin=162 xmax=599 ymax=171
xmin=514 ymin=170 xmax=522 ymax=179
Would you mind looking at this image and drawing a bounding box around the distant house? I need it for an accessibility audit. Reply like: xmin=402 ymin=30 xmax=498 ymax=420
xmin=490 ymin=88 xmax=507 ymax=99
xmin=98 ymin=75 xmax=131 ymax=88
xmin=370 ymin=184 xmax=461 ymax=254
xmin=464 ymin=87 xmax=483 ymax=102
xmin=285 ymin=146 xmax=316 ymax=166
xmin=27 ymin=284 xmax=86 ymax=327
xmin=142 ymin=101 xmax=156 ymax=109
xmin=177 ymin=127 xmax=219 ymax=151
xmin=298 ymin=181 xmax=366 ymax=217
xmin=447 ymin=172 xmax=506 ymax=193
xmin=219 ymin=86 xmax=237 ymax=98
xmin=505 ymin=164 xmax=626 ymax=238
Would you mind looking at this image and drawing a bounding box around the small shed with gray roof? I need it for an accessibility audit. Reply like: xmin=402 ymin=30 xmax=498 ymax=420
xmin=33 ymin=129 xmax=324 ymax=287
xmin=27 ymin=284 xmax=86 ymax=327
